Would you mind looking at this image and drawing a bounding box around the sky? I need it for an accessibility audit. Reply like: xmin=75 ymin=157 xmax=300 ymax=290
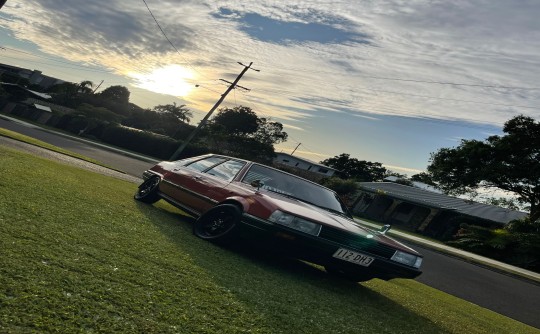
xmin=1 ymin=0 xmax=539 ymax=176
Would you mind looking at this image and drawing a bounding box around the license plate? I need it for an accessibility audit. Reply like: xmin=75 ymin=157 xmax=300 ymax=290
xmin=333 ymin=248 xmax=374 ymax=267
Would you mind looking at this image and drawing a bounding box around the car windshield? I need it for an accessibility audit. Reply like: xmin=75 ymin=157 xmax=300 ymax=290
xmin=242 ymin=164 xmax=349 ymax=215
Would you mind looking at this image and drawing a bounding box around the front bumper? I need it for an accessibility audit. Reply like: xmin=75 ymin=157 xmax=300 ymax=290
xmin=237 ymin=213 xmax=422 ymax=280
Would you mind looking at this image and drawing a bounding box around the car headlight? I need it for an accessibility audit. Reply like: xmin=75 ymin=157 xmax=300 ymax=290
xmin=268 ymin=210 xmax=322 ymax=236
xmin=391 ymin=251 xmax=423 ymax=269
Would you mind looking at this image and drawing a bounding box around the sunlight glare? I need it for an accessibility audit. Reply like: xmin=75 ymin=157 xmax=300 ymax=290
xmin=130 ymin=65 xmax=194 ymax=97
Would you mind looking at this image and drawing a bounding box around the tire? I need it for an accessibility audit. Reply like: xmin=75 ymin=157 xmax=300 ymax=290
xmin=324 ymin=265 xmax=373 ymax=282
xmin=134 ymin=176 xmax=161 ymax=204
xmin=193 ymin=204 xmax=241 ymax=242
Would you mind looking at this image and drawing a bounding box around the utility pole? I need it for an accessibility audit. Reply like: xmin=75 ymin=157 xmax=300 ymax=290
xmin=169 ymin=62 xmax=259 ymax=160
xmin=92 ymin=80 xmax=104 ymax=94
xmin=291 ymin=143 xmax=301 ymax=155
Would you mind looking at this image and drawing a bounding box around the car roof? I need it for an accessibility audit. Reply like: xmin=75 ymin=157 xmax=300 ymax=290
xmin=197 ymin=153 xmax=337 ymax=194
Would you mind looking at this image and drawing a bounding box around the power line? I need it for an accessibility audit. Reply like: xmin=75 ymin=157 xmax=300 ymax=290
xmin=141 ymin=0 xmax=212 ymax=81
xmin=253 ymin=62 xmax=540 ymax=91
xmin=249 ymin=85 xmax=540 ymax=111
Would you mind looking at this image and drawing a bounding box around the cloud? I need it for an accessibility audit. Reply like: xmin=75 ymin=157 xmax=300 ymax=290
xmin=383 ymin=164 xmax=425 ymax=176
xmin=1 ymin=0 xmax=539 ymax=129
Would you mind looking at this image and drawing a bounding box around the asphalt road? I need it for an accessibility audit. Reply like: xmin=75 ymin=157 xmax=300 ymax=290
xmin=0 ymin=117 xmax=156 ymax=177
xmin=1 ymin=116 xmax=539 ymax=329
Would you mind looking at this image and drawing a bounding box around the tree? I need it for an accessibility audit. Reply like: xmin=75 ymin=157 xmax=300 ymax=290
xmin=483 ymin=197 xmax=521 ymax=211
xmin=48 ymin=82 xmax=80 ymax=106
xmin=209 ymin=106 xmax=259 ymax=136
xmin=254 ymin=117 xmax=288 ymax=145
xmin=320 ymin=153 xmax=387 ymax=181
xmin=208 ymin=106 xmax=288 ymax=145
xmin=76 ymin=103 xmax=121 ymax=123
xmin=206 ymin=106 xmax=288 ymax=162
xmin=98 ymin=85 xmax=130 ymax=104
xmin=153 ymin=102 xmax=192 ymax=123
xmin=78 ymin=80 xmax=94 ymax=94
xmin=319 ymin=177 xmax=359 ymax=207
xmin=410 ymin=172 xmax=438 ymax=186
xmin=428 ymin=115 xmax=540 ymax=222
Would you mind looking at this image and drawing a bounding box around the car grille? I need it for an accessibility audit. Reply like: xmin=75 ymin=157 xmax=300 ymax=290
xmin=319 ymin=227 xmax=397 ymax=259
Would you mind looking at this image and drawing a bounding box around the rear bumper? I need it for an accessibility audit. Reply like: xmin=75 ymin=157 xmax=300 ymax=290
xmin=238 ymin=213 xmax=422 ymax=280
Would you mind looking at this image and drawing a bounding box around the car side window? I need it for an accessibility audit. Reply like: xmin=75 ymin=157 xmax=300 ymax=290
xmin=205 ymin=160 xmax=246 ymax=181
xmin=185 ymin=157 xmax=227 ymax=172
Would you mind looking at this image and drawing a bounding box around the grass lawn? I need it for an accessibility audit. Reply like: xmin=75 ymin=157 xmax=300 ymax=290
xmin=0 ymin=145 xmax=537 ymax=333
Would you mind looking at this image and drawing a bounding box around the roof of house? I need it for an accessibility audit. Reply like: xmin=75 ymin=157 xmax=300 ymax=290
xmin=1 ymin=82 xmax=52 ymax=99
xmin=358 ymin=182 xmax=528 ymax=224
xmin=274 ymin=152 xmax=340 ymax=172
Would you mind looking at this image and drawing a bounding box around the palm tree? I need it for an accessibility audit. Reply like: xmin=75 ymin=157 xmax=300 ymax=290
xmin=78 ymin=80 xmax=94 ymax=94
xmin=153 ymin=102 xmax=193 ymax=123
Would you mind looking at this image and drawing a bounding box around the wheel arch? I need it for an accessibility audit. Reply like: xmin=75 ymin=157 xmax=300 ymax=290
xmin=218 ymin=197 xmax=249 ymax=213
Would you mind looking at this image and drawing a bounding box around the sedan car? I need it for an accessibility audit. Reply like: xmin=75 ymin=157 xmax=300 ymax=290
xmin=135 ymin=154 xmax=422 ymax=282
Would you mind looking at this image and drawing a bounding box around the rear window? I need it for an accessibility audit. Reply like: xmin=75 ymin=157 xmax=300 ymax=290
xmin=205 ymin=160 xmax=246 ymax=181
xmin=186 ymin=156 xmax=227 ymax=172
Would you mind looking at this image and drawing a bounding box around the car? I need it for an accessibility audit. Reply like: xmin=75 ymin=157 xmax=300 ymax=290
xmin=135 ymin=154 xmax=423 ymax=282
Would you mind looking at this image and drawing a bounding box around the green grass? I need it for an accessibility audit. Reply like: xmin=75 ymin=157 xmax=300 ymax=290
xmin=0 ymin=145 xmax=537 ymax=333
xmin=0 ymin=127 xmax=123 ymax=172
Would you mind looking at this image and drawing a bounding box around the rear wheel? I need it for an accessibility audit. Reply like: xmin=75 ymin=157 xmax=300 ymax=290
xmin=134 ymin=176 xmax=161 ymax=204
xmin=193 ymin=204 xmax=241 ymax=242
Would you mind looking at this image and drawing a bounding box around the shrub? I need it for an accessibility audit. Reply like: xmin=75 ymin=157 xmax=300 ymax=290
xmin=98 ymin=125 xmax=210 ymax=160
xmin=100 ymin=125 xmax=179 ymax=159
xmin=319 ymin=177 xmax=359 ymax=207
xmin=449 ymin=223 xmax=540 ymax=272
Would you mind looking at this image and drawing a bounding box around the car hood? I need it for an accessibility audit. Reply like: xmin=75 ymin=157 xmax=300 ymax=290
xmin=259 ymin=191 xmax=420 ymax=255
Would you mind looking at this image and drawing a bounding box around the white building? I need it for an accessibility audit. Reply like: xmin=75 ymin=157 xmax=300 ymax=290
xmin=274 ymin=152 xmax=339 ymax=177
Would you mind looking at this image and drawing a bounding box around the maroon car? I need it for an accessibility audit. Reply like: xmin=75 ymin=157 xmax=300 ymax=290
xmin=135 ymin=154 xmax=422 ymax=282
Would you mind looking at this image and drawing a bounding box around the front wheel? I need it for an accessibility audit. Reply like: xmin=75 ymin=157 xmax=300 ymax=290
xmin=134 ymin=176 xmax=161 ymax=204
xmin=193 ymin=204 xmax=241 ymax=242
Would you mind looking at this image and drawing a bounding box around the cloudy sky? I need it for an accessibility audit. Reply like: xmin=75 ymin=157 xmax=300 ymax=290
xmin=1 ymin=0 xmax=539 ymax=175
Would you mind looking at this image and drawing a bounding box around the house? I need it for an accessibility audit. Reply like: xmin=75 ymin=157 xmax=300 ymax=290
xmin=351 ymin=182 xmax=527 ymax=240
xmin=274 ymin=152 xmax=339 ymax=177
xmin=0 ymin=63 xmax=64 ymax=89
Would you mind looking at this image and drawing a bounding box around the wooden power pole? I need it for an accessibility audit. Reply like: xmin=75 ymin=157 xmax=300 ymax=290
xmin=169 ymin=62 xmax=258 ymax=160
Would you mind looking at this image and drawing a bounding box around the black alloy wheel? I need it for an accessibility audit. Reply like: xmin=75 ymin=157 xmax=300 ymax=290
xmin=193 ymin=204 xmax=241 ymax=242
xmin=134 ymin=176 xmax=161 ymax=203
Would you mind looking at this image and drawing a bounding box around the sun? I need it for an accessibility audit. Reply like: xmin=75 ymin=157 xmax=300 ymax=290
xmin=130 ymin=65 xmax=195 ymax=97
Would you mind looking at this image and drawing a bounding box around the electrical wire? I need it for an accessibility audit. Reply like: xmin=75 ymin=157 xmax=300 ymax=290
xmin=141 ymin=0 xmax=213 ymax=81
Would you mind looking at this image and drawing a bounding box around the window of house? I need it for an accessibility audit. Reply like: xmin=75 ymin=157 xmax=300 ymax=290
xmin=318 ymin=168 xmax=329 ymax=174
xmin=282 ymin=159 xmax=290 ymax=163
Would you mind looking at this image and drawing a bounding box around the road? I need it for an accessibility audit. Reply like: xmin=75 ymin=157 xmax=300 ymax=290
xmin=1 ymin=116 xmax=539 ymax=329
xmin=0 ymin=117 xmax=156 ymax=177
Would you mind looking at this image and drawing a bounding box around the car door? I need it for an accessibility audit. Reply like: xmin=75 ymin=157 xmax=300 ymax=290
xmin=195 ymin=159 xmax=247 ymax=212
xmin=162 ymin=156 xmax=227 ymax=215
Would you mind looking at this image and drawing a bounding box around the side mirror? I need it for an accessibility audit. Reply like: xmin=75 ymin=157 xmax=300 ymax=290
xmin=250 ymin=180 xmax=264 ymax=190
xmin=380 ymin=224 xmax=391 ymax=235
